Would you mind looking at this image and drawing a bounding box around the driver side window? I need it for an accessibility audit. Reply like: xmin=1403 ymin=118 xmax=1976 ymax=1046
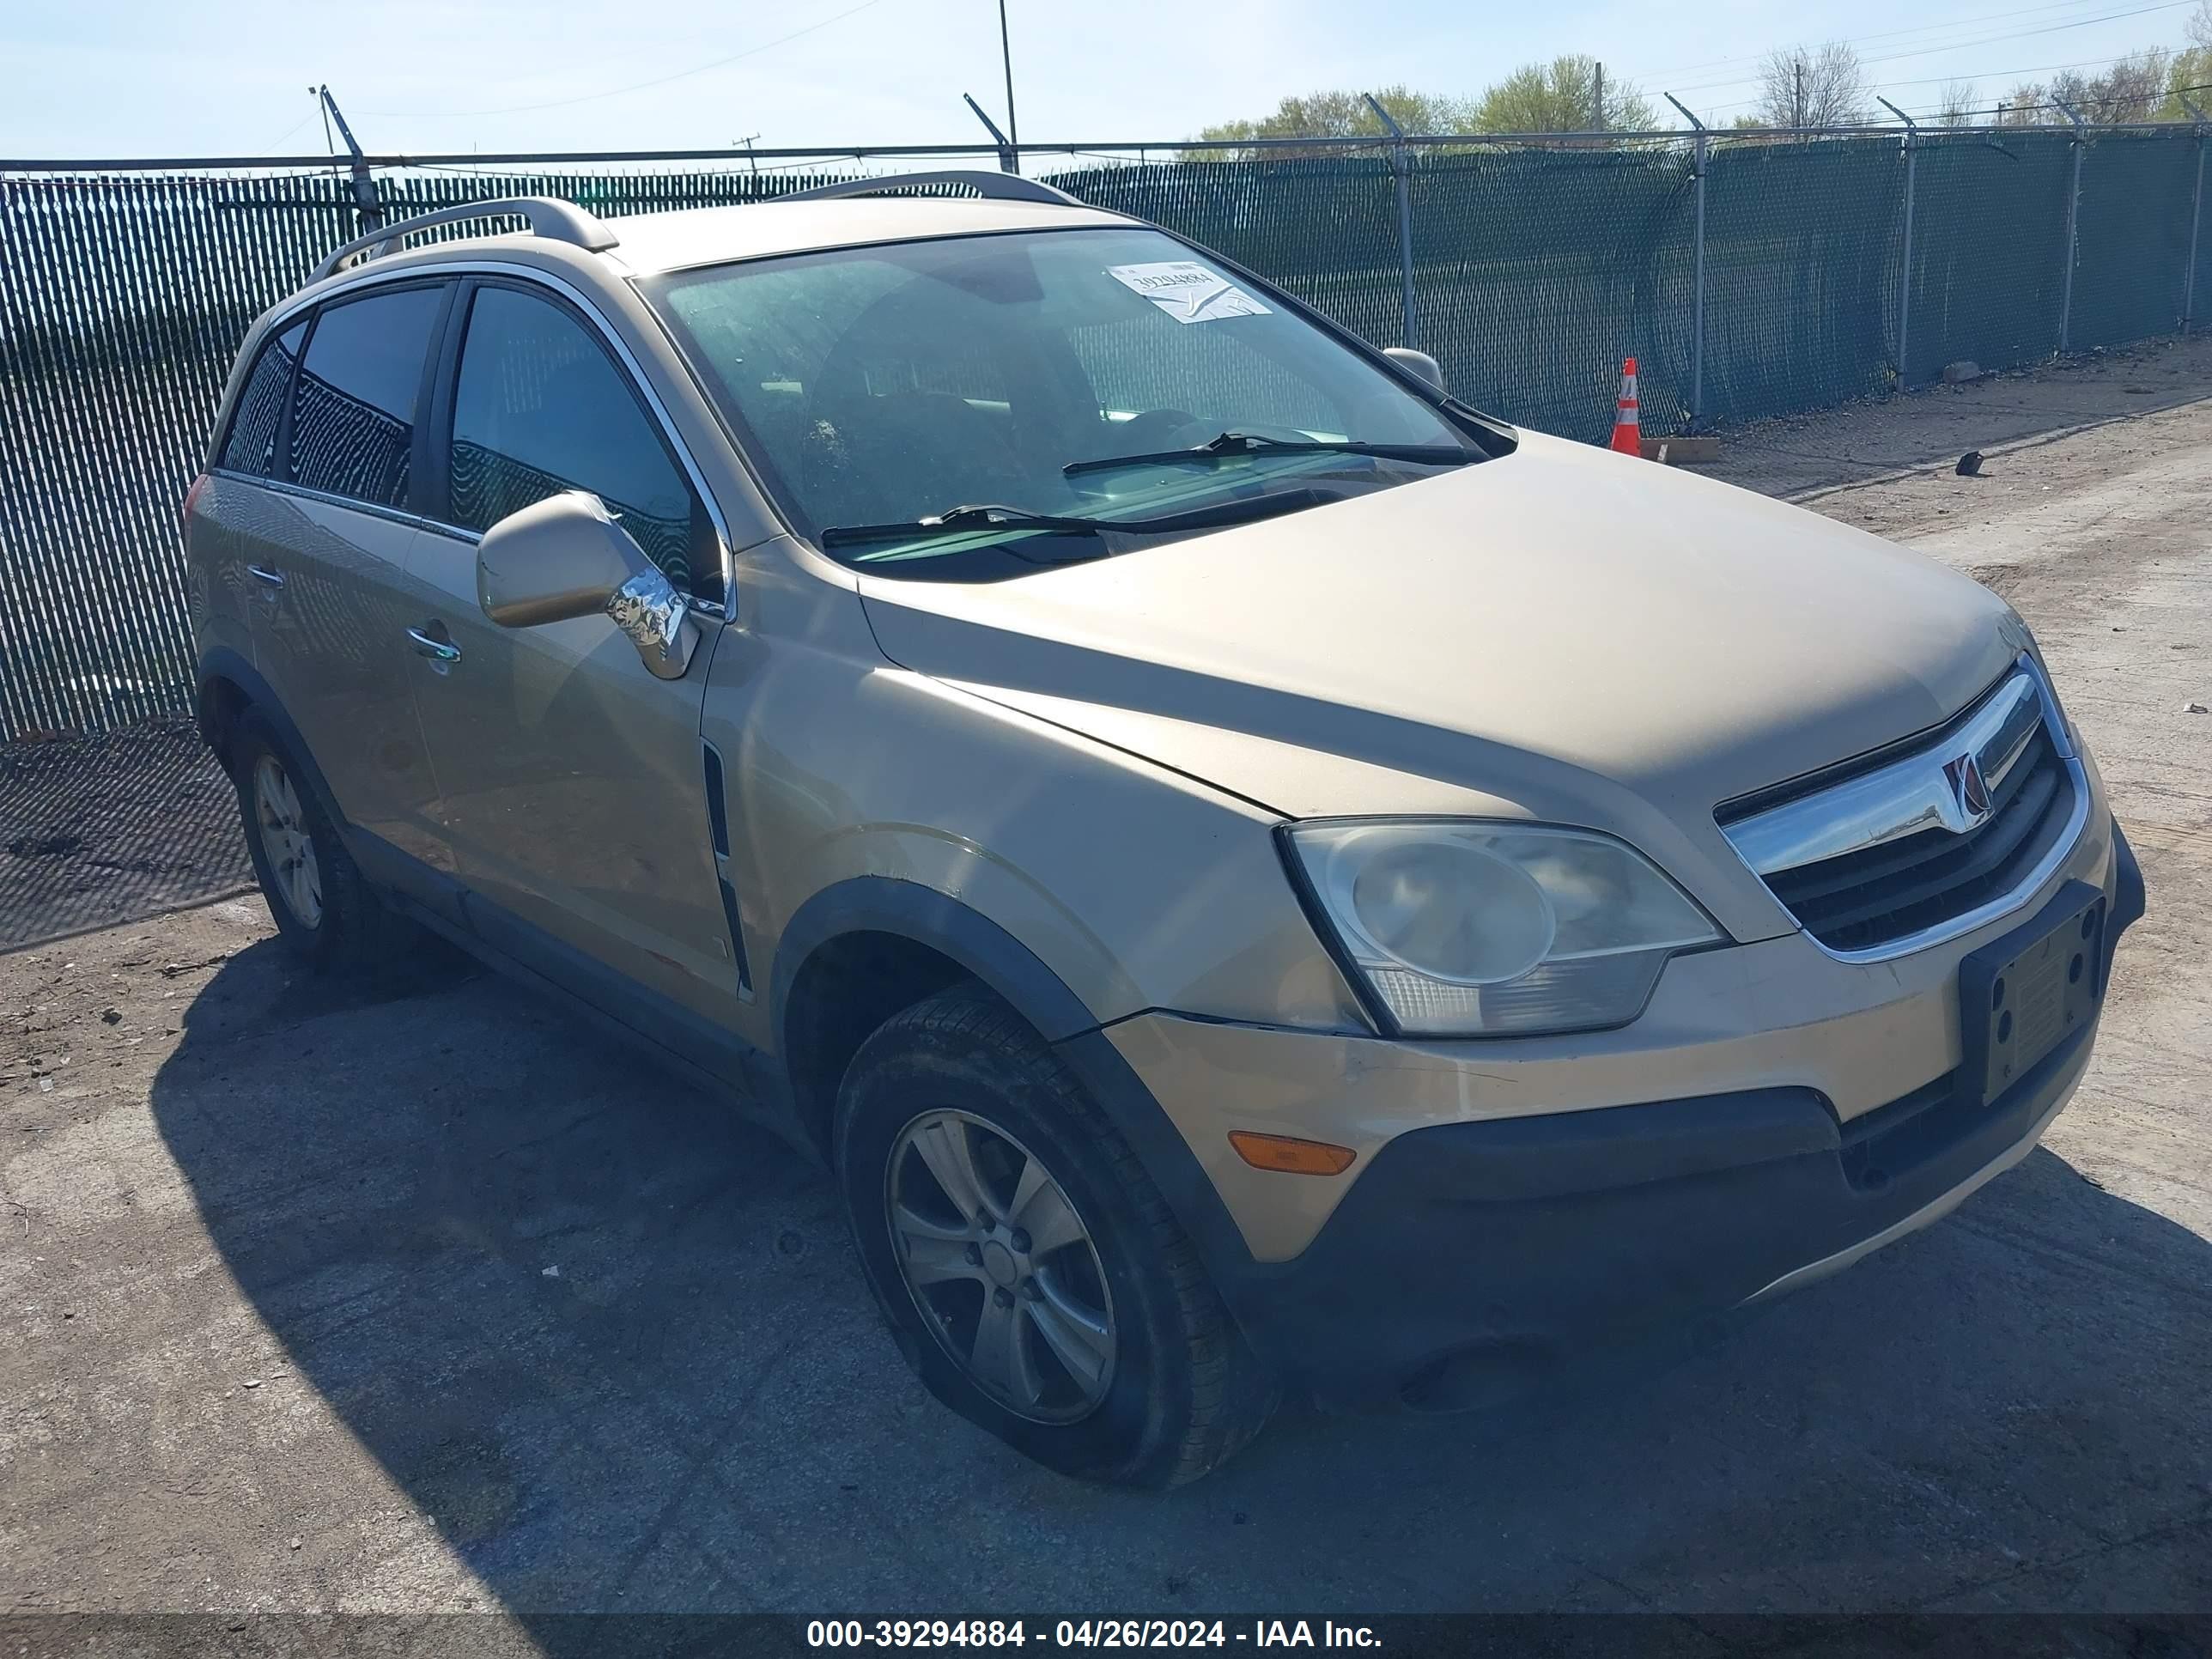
xmin=447 ymin=284 xmax=716 ymax=600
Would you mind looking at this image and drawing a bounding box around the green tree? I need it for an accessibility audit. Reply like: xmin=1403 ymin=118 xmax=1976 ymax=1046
xmin=1475 ymin=56 xmax=1655 ymax=133
xmin=2160 ymin=46 xmax=2212 ymax=118
xmin=1189 ymin=86 xmax=1477 ymax=159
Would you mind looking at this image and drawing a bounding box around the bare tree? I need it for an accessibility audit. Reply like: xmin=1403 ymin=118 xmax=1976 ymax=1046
xmin=1996 ymin=82 xmax=2048 ymax=126
xmin=1757 ymin=42 xmax=1870 ymax=128
xmin=2191 ymin=0 xmax=2212 ymax=52
xmin=1934 ymin=80 xmax=1978 ymax=126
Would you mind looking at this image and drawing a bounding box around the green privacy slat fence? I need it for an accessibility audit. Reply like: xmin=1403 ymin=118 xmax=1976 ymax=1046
xmin=1902 ymin=131 xmax=2076 ymax=386
xmin=2072 ymin=131 xmax=2201 ymax=351
xmin=1700 ymin=139 xmax=1905 ymax=425
xmin=3 ymin=130 xmax=2208 ymax=738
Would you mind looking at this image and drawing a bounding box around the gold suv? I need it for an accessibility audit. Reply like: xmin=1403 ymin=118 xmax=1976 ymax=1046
xmin=185 ymin=176 xmax=2145 ymax=1486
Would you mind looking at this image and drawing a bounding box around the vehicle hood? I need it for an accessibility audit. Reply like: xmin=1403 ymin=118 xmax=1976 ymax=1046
xmin=856 ymin=431 xmax=2014 ymax=927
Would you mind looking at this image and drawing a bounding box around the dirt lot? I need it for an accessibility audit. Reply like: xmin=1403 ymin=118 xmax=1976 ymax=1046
xmin=3 ymin=341 xmax=2210 ymax=1632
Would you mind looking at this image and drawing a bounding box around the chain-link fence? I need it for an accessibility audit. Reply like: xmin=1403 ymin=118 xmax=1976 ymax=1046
xmin=5 ymin=123 xmax=2210 ymax=738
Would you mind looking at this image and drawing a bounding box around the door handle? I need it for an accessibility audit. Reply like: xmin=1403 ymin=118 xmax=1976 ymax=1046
xmin=406 ymin=626 xmax=462 ymax=665
xmin=247 ymin=564 xmax=284 ymax=588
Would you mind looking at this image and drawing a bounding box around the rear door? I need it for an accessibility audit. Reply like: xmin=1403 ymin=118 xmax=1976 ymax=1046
xmin=246 ymin=281 xmax=456 ymax=878
xmin=404 ymin=276 xmax=739 ymax=1027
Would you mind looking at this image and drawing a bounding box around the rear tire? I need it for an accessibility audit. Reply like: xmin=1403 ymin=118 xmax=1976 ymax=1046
xmin=227 ymin=708 xmax=397 ymax=974
xmin=836 ymin=987 xmax=1277 ymax=1487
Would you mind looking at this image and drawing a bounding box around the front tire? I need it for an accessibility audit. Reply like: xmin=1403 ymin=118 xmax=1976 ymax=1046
xmin=226 ymin=708 xmax=394 ymax=973
xmin=836 ymin=988 xmax=1277 ymax=1487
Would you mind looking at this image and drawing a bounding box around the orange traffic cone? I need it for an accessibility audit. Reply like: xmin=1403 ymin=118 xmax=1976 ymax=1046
xmin=1609 ymin=357 xmax=1643 ymax=455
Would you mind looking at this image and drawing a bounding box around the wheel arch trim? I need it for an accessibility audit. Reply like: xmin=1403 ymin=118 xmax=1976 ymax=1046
xmin=770 ymin=875 xmax=1100 ymax=1051
xmin=193 ymin=647 xmax=346 ymax=830
xmin=769 ymin=877 xmax=1261 ymax=1283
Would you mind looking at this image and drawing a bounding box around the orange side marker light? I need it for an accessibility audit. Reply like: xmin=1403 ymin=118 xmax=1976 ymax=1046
xmin=1228 ymin=1131 xmax=1358 ymax=1176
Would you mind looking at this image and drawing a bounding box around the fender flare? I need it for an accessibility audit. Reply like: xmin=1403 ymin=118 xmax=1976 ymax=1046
xmin=193 ymin=647 xmax=344 ymax=829
xmin=769 ymin=875 xmax=1260 ymax=1281
xmin=770 ymin=874 xmax=1099 ymax=1048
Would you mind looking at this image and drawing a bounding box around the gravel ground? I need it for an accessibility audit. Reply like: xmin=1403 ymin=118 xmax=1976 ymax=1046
xmin=0 ymin=717 xmax=251 ymax=954
xmin=3 ymin=345 xmax=2209 ymax=1636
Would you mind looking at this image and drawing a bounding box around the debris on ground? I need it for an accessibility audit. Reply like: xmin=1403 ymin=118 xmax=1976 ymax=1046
xmin=1942 ymin=360 xmax=1983 ymax=384
xmin=1956 ymin=450 xmax=1984 ymax=477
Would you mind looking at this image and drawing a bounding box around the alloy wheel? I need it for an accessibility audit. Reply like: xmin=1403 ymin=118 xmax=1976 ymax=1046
xmin=885 ymin=1109 xmax=1117 ymax=1424
xmin=252 ymin=754 xmax=323 ymax=929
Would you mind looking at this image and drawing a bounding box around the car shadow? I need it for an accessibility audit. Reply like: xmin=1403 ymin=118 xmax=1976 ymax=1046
xmin=149 ymin=937 xmax=2212 ymax=1626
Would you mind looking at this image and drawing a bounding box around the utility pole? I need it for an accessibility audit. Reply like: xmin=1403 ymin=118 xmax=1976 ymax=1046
xmin=1594 ymin=62 xmax=1606 ymax=131
xmin=315 ymin=84 xmax=381 ymax=234
xmin=997 ymin=0 xmax=1019 ymax=153
xmin=1796 ymin=59 xmax=1807 ymax=128
xmin=734 ymin=133 xmax=761 ymax=175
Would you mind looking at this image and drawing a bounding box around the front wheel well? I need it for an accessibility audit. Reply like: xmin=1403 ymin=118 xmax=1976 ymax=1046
xmin=781 ymin=931 xmax=977 ymax=1156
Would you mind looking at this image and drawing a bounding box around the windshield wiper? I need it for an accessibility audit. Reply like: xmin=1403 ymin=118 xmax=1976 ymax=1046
xmin=1064 ymin=429 xmax=1471 ymax=477
xmin=818 ymin=492 xmax=1333 ymax=550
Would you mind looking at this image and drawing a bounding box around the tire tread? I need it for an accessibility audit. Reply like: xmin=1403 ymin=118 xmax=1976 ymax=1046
xmin=857 ymin=986 xmax=1276 ymax=1486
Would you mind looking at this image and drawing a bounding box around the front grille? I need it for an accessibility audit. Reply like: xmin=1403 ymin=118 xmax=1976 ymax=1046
xmin=1763 ymin=725 xmax=2073 ymax=952
xmin=1720 ymin=669 xmax=2082 ymax=957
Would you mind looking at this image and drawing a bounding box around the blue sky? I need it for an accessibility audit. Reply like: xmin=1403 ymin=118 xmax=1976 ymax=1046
xmin=5 ymin=0 xmax=2205 ymax=160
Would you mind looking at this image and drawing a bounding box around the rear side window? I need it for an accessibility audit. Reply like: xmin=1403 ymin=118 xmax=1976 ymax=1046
xmin=289 ymin=285 xmax=445 ymax=509
xmin=448 ymin=285 xmax=708 ymax=596
xmin=218 ymin=318 xmax=307 ymax=477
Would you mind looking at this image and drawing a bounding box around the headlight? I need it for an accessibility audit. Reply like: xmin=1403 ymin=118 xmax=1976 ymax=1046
xmin=1284 ymin=821 xmax=1723 ymax=1037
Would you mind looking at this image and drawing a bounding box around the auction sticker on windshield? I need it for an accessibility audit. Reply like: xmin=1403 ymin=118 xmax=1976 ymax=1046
xmin=1107 ymin=261 xmax=1272 ymax=323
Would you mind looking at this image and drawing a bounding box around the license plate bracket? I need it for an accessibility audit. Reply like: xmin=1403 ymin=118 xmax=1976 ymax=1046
xmin=1958 ymin=880 xmax=2106 ymax=1109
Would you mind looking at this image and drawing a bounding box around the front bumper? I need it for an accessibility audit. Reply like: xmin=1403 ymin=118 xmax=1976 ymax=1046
xmin=1103 ymin=820 xmax=2144 ymax=1411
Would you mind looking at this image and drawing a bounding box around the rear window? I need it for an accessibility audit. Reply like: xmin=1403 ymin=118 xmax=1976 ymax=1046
xmin=217 ymin=318 xmax=306 ymax=477
xmin=289 ymin=285 xmax=445 ymax=509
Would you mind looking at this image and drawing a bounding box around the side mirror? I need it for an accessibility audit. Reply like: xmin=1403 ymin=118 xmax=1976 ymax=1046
xmin=476 ymin=490 xmax=698 ymax=681
xmin=1383 ymin=347 xmax=1445 ymax=394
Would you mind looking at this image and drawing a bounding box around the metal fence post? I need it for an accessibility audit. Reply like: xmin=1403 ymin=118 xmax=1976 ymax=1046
xmin=961 ymin=94 xmax=1018 ymax=173
xmin=1364 ymin=94 xmax=1419 ymax=349
xmin=2055 ymin=97 xmax=2086 ymax=353
xmin=1666 ymin=94 xmax=1708 ymax=424
xmin=1876 ymin=97 xmax=1919 ymax=388
xmin=2183 ymin=96 xmax=2208 ymax=332
xmin=316 ymin=86 xmax=381 ymax=233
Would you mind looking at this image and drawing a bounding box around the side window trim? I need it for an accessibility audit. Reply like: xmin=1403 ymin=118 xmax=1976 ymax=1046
xmin=431 ymin=274 xmax=721 ymax=600
xmin=271 ymin=309 xmax=314 ymax=485
xmin=407 ymin=282 xmax=464 ymax=520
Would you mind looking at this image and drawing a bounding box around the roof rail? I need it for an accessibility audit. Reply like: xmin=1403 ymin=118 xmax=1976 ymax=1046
xmin=311 ymin=196 xmax=620 ymax=283
xmin=777 ymin=168 xmax=1085 ymax=208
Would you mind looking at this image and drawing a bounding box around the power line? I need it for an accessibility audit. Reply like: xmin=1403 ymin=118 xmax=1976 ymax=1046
xmin=1661 ymin=0 xmax=2198 ymax=98
xmin=1632 ymin=0 xmax=2188 ymax=85
xmin=357 ymin=0 xmax=891 ymax=120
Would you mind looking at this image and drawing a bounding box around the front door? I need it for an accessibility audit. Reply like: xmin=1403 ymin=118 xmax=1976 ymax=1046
xmin=404 ymin=278 xmax=740 ymax=1030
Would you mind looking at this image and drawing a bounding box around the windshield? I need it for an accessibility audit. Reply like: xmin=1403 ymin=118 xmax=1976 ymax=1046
xmin=641 ymin=227 xmax=1481 ymax=574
